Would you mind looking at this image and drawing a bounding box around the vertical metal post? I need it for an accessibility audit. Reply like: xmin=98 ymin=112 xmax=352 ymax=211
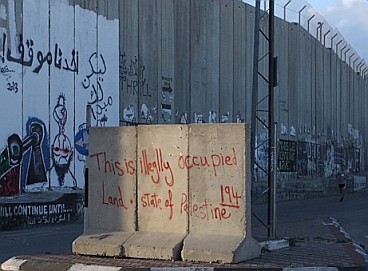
xmin=298 ymin=5 xmax=306 ymax=25
xmin=268 ymin=0 xmax=276 ymax=238
xmin=84 ymin=105 xmax=92 ymax=232
xmin=251 ymin=0 xmax=261 ymax=200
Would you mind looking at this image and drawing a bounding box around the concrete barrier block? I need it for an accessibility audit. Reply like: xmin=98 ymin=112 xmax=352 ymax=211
xmin=182 ymin=233 xmax=261 ymax=263
xmin=181 ymin=124 xmax=261 ymax=263
xmin=72 ymin=231 xmax=133 ymax=257
xmin=124 ymin=232 xmax=187 ymax=260
xmin=124 ymin=125 xmax=189 ymax=260
xmin=73 ymin=127 xmax=137 ymax=256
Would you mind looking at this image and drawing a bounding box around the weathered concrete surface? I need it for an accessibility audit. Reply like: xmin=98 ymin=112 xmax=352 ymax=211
xmin=74 ymin=124 xmax=260 ymax=262
xmin=182 ymin=233 xmax=261 ymax=263
xmin=181 ymin=124 xmax=261 ymax=263
xmin=73 ymin=127 xmax=137 ymax=257
xmin=124 ymin=232 xmax=187 ymax=260
xmin=72 ymin=231 xmax=133 ymax=257
xmin=123 ymin=125 xmax=189 ymax=260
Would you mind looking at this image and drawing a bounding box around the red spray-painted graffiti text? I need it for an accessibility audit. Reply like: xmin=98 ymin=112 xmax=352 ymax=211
xmin=141 ymin=189 xmax=174 ymax=220
xmin=90 ymin=151 xmax=135 ymax=177
xmin=139 ymin=148 xmax=174 ymax=186
xmin=102 ymin=181 xmax=134 ymax=209
xmin=177 ymin=148 xmax=238 ymax=176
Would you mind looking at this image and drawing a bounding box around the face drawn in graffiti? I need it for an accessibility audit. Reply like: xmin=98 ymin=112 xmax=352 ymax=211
xmin=51 ymin=94 xmax=77 ymax=188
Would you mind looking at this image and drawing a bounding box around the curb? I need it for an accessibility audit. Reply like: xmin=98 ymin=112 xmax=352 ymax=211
xmin=2 ymin=258 xmax=125 ymax=271
xmin=327 ymin=217 xmax=368 ymax=264
xmin=1 ymin=257 xmax=350 ymax=271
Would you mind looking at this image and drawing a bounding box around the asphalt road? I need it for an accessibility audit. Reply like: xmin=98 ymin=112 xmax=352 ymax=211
xmin=0 ymin=188 xmax=367 ymax=264
xmin=253 ymin=187 xmax=368 ymax=252
xmin=0 ymin=219 xmax=83 ymax=263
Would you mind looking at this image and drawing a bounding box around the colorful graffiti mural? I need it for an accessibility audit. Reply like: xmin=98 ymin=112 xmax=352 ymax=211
xmin=0 ymin=1 xmax=119 ymax=197
xmin=0 ymin=121 xmax=48 ymax=196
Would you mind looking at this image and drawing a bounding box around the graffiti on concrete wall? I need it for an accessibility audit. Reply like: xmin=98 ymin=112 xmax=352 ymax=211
xmin=275 ymin=139 xmax=361 ymax=177
xmin=0 ymin=1 xmax=119 ymax=197
xmin=279 ymin=140 xmax=297 ymax=172
xmin=120 ymin=52 xmax=157 ymax=125
xmin=50 ymin=94 xmax=77 ymax=188
xmin=82 ymin=52 xmax=113 ymax=127
xmin=0 ymin=198 xmax=84 ymax=228
xmin=0 ymin=120 xmax=49 ymax=196
xmin=120 ymin=53 xmax=151 ymax=98
xmin=92 ymin=144 xmax=242 ymax=222
xmin=1 ymin=33 xmax=79 ymax=76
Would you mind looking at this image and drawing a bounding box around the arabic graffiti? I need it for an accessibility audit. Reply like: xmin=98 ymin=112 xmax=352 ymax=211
xmin=1 ymin=33 xmax=79 ymax=74
xmin=82 ymin=52 xmax=113 ymax=127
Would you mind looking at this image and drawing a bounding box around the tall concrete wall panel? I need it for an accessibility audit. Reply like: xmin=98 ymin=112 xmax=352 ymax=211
xmin=53 ymin=0 xmax=368 ymax=182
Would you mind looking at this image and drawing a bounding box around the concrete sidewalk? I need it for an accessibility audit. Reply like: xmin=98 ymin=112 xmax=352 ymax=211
xmin=2 ymin=216 xmax=367 ymax=271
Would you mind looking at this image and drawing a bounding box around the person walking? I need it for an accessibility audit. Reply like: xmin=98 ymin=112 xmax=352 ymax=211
xmin=336 ymin=164 xmax=348 ymax=202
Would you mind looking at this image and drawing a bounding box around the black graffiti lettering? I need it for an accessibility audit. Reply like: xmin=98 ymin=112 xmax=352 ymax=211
xmin=33 ymin=51 xmax=52 ymax=73
xmin=7 ymin=82 xmax=18 ymax=93
xmin=120 ymin=53 xmax=151 ymax=97
xmin=54 ymin=43 xmax=63 ymax=69
xmin=63 ymin=49 xmax=78 ymax=73
xmin=2 ymin=33 xmax=78 ymax=74
xmin=83 ymin=52 xmax=112 ymax=127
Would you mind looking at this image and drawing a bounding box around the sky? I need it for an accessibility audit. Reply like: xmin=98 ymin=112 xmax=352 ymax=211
xmin=242 ymin=0 xmax=368 ymax=70
xmin=305 ymin=0 xmax=368 ymax=66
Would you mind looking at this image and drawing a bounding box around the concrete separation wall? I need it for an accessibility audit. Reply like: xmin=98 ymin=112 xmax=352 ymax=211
xmin=73 ymin=124 xmax=261 ymax=263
